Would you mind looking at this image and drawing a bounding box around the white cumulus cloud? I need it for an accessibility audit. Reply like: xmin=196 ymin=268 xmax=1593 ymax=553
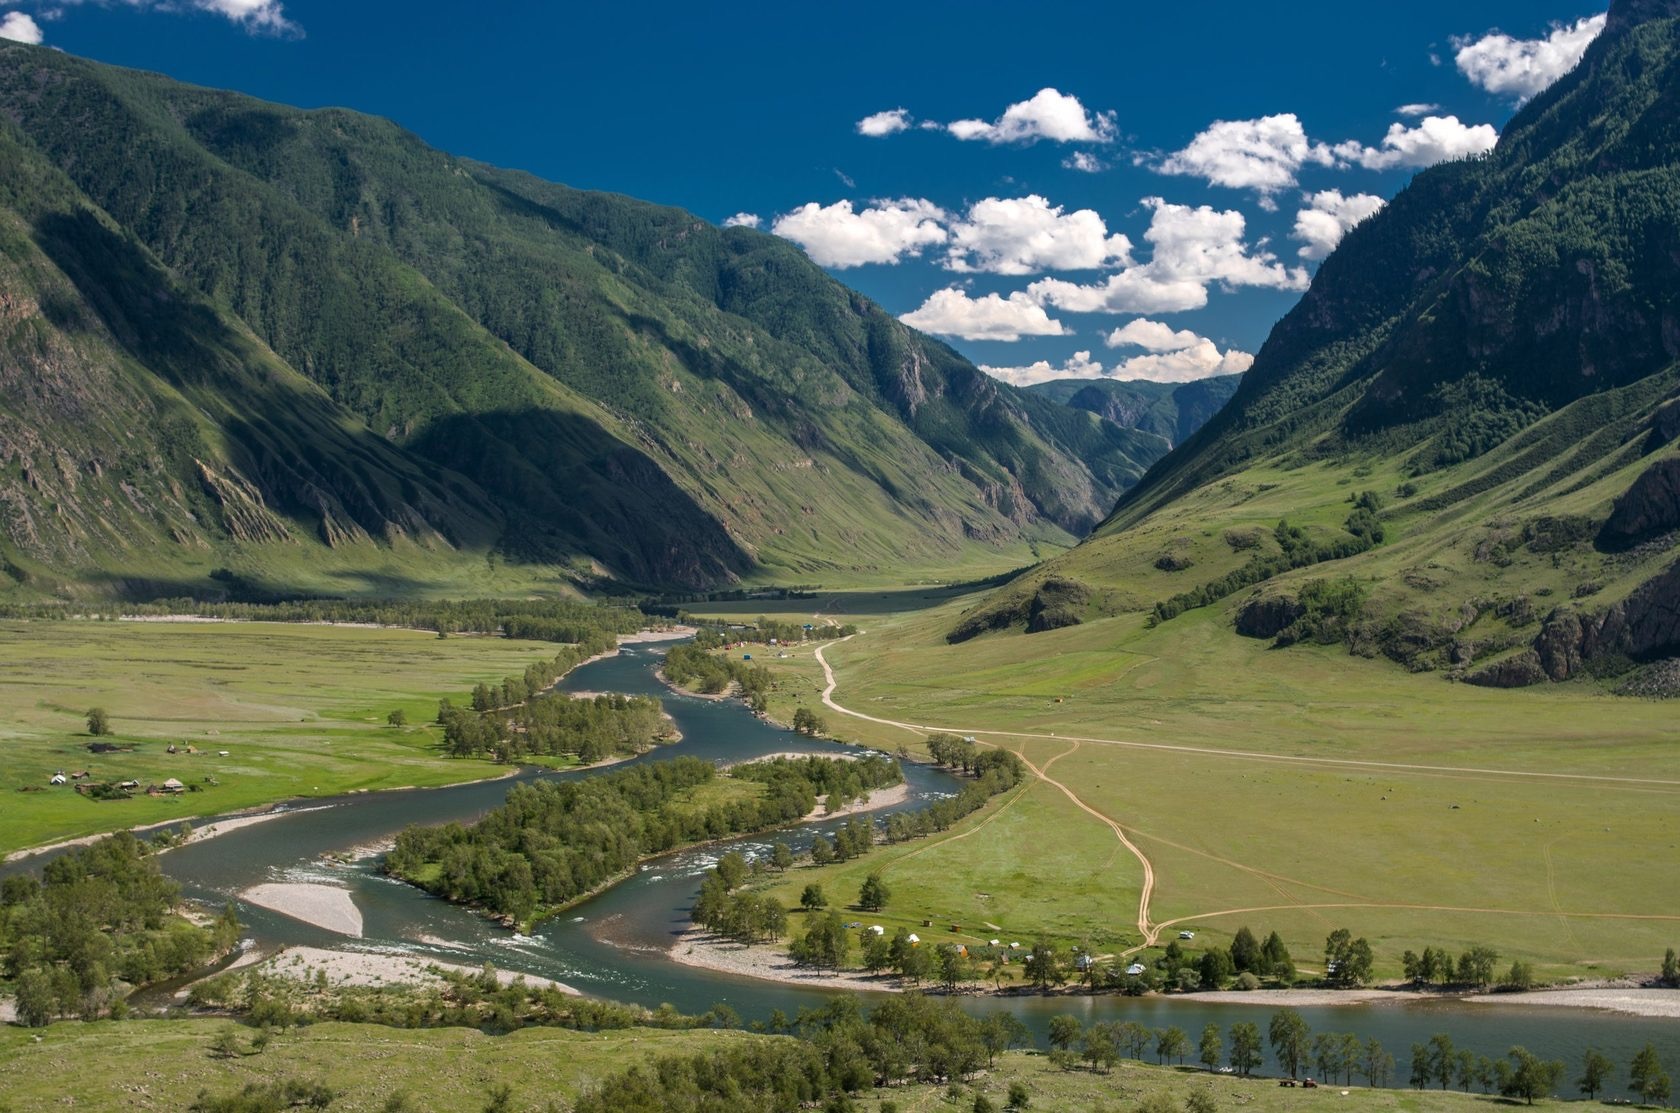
xmin=1105 ymin=319 xmax=1254 ymax=382
xmin=856 ymin=108 xmax=912 ymax=137
xmin=1104 ymin=318 xmax=1204 ymax=352
xmin=1335 ymin=115 xmax=1499 ymax=170
xmin=898 ymin=287 xmax=1068 ymax=342
xmin=771 ymin=198 xmax=948 ymax=268
xmin=978 ymin=350 xmax=1106 ymax=387
xmin=1109 ymin=340 xmax=1254 ymax=383
xmin=947 ymin=88 xmax=1116 ymax=145
xmin=1140 ymin=198 xmax=1308 ymax=291
xmin=1292 ymin=190 xmax=1386 ymax=260
xmin=1028 ymin=196 xmax=1306 ymax=315
xmin=197 ymin=0 xmax=291 ymax=28
xmin=0 ymin=11 xmax=42 ymax=42
xmin=17 ymin=0 xmax=297 ymax=34
xmin=1026 ymin=270 xmax=1211 ymax=316
xmin=944 ymin=195 xmax=1132 ymax=275
xmin=1454 ymin=14 xmax=1606 ymax=102
xmin=1395 ymin=102 xmax=1442 ymax=117
xmin=721 ymin=212 xmax=761 ymax=229
xmin=1156 ymin=114 xmax=1337 ymax=203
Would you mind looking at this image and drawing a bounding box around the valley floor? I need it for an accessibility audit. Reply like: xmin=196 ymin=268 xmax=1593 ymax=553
xmin=690 ymin=589 xmax=1680 ymax=988
xmin=0 ymin=620 xmax=659 ymax=856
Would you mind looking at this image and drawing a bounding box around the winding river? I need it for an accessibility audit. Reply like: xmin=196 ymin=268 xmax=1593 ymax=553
xmin=18 ymin=642 xmax=1680 ymax=1078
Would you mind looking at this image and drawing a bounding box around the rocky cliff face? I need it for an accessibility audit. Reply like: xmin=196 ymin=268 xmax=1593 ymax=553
xmin=1598 ymin=458 xmax=1680 ymax=550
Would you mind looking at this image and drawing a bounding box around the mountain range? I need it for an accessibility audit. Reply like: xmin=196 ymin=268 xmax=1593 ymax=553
xmin=954 ymin=0 xmax=1680 ymax=690
xmin=0 ymin=43 xmax=1190 ymax=598
xmin=8 ymin=0 xmax=1680 ymax=696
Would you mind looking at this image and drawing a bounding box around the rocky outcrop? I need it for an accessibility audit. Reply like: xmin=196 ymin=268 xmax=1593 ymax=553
xmin=948 ymin=576 xmax=1093 ymax=642
xmin=1025 ymin=577 xmax=1091 ymax=634
xmin=1465 ymin=650 xmax=1549 ymax=688
xmin=1643 ymin=399 xmax=1680 ymax=451
xmin=1472 ymin=558 xmax=1680 ymax=685
xmin=195 ymin=461 xmax=293 ymax=545
xmin=1597 ymin=458 xmax=1680 ymax=550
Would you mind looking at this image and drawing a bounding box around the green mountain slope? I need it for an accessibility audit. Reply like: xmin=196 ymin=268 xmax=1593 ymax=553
xmin=0 ymin=44 xmax=1166 ymax=598
xmin=1025 ymin=375 xmax=1240 ymax=447
xmin=953 ymin=0 xmax=1680 ymax=690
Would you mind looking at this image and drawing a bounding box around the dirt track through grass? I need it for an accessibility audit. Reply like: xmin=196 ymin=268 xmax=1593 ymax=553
xmin=814 ymin=636 xmax=1680 ymax=961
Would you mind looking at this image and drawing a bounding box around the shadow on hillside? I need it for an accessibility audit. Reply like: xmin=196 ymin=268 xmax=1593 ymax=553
xmin=31 ymin=208 xmax=754 ymax=592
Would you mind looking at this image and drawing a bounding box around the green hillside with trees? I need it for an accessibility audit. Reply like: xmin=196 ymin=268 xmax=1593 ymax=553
xmin=0 ymin=41 xmax=1176 ymax=600
xmin=955 ymin=0 xmax=1680 ymax=692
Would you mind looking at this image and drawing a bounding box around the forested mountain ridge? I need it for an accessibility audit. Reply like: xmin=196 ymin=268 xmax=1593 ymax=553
xmin=954 ymin=0 xmax=1680 ymax=690
xmin=0 ymin=44 xmax=1163 ymax=598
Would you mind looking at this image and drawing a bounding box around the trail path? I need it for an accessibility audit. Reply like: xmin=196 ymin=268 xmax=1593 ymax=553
xmin=813 ymin=637 xmax=1680 ymax=951
xmin=816 ymin=638 xmax=1162 ymax=950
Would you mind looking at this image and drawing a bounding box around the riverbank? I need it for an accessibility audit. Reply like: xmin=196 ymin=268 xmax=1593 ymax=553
xmin=669 ymin=926 xmax=913 ymax=994
xmin=802 ymin=782 xmax=909 ymax=822
xmin=655 ymin=667 xmax=738 ymax=701
xmin=2 ymin=802 xmax=302 ymax=865
xmin=253 ymin=945 xmax=581 ymax=995
xmin=722 ymin=749 xmax=859 ymax=769
xmin=662 ymin=941 xmax=1680 ymax=1017
xmin=1466 ymin=986 xmax=1680 ymax=1019
xmin=573 ymin=626 xmax=698 ymax=676
xmin=1175 ymin=987 xmax=1404 ymax=1008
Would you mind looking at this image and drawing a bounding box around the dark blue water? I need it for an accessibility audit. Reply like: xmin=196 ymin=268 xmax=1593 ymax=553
xmin=15 ymin=641 xmax=1678 ymax=1076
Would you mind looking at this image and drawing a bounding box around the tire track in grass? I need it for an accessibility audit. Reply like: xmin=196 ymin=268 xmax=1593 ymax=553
xmin=1543 ymin=837 xmax=1586 ymax=957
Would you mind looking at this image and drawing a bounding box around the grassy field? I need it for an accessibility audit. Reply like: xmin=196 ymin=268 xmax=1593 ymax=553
xmin=0 ymin=620 xmax=574 ymax=854
xmin=690 ymin=583 xmax=1680 ymax=984
xmin=0 ymin=1018 xmax=1582 ymax=1112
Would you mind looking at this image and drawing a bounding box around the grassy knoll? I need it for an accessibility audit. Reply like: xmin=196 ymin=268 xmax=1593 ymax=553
xmin=0 ymin=1018 xmax=1585 ymax=1112
xmin=709 ymin=580 xmax=1680 ymax=984
xmin=0 ymin=620 xmax=575 ymax=854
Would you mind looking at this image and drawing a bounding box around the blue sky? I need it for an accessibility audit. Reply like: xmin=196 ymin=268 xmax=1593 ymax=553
xmin=0 ymin=0 xmax=1609 ymax=385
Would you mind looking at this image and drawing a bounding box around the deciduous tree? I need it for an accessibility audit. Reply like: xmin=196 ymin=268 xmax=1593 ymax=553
xmin=1268 ymin=1008 xmax=1311 ymax=1079
xmin=1199 ymin=1023 xmax=1223 ymax=1072
xmin=858 ymin=872 xmax=890 ymax=912
xmin=1503 ymin=1046 xmax=1565 ymax=1105
xmin=1631 ymin=1043 xmax=1672 ymax=1106
xmin=1230 ymin=1022 xmax=1263 ymax=1078
xmin=1579 ymin=1048 xmax=1614 ymax=1099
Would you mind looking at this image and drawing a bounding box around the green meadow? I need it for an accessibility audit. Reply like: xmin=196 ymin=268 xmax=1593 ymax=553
xmin=693 ymin=581 xmax=1680 ymax=983
xmin=0 ymin=619 xmax=567 ymax=854
xmin=0 ymin=1018 xmax=1577 ymax=1113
